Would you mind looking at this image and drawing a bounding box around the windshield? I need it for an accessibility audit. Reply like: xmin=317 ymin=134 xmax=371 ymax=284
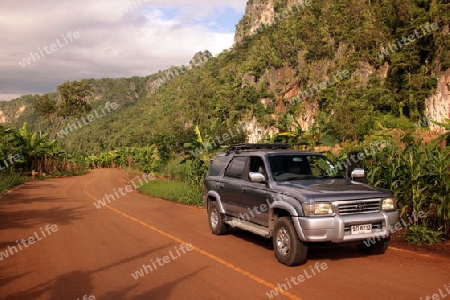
xmin=268 ymin=154 xmax=344 ymax=181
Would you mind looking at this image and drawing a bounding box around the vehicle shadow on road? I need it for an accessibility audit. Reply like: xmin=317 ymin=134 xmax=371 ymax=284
xmin=307 ymin=245 xmax=368 ymax=261
xmin=228 ymin=229 xmax=274 ymax=251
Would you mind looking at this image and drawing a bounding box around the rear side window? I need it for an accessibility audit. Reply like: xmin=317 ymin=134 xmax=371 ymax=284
xmin=208 ymin=156 xmax=231 ymax=176
xmin=224 ymin=156 xmax=247 ymax=179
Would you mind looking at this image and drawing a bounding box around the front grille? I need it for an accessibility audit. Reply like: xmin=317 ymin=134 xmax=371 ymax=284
xmin=338 ymin=200 xmax=380 ymax=215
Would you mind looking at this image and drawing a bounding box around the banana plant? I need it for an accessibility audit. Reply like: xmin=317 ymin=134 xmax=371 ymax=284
xmin=182 ymin=125 xmax=214 ymax=188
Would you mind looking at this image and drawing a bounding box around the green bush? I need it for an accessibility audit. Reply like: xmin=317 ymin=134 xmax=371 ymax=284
xmin=377 ymin=115 xmax=416 ymax=130
xmin=162 ymin=159 xmax=191 ymax=183
xmin=404 ymin=226 xmax=444 ymax=245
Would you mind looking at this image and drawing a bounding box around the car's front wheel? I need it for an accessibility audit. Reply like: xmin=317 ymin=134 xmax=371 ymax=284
xmin=208 ymin=200 xmax=229 ymax=235
xmin=273 ymin=216 xmax=308 ymax=266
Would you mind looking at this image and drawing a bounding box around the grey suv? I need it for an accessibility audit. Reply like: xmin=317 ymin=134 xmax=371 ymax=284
xmin=203 ymin=144 xmax=399 ymax=266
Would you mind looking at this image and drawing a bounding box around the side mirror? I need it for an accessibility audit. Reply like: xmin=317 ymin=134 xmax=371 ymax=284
xmin=346 ymin=151 xmax=363 ymax=177
xmin=249 ymin=172 xmax=266 ymax=183
xmin=351 ymin=168 xmax=366 ymax=182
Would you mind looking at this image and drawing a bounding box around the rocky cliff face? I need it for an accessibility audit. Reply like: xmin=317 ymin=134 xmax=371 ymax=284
xmin=0 ymin=98 xmax=32 ymax=125
xmin=234 ymin=0 xmax=311 ymax=45
xmin=234 ymin=0 xmax=275 ymax=45
xmin=425 ymin=69 xmax=450 ymax=132
xmin=0 ymin=110 xmax=6 ymax=123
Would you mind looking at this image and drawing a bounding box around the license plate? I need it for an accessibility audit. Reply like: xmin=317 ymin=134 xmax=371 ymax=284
xmin=351 ymin=224 xmax=372 ymax=234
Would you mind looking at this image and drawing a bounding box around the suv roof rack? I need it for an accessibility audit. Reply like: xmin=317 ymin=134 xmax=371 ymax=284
xmin=226 ymin=143 xmax=290 ymax=154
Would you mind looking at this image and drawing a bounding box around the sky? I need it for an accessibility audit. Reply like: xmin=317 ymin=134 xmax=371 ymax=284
xmin=0 ymin=0 xmax=247 ymax=101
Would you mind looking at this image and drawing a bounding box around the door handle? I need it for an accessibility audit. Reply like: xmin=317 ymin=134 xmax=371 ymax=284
xmin=241 ymin=188 xmax=246 ymax=193
xmin=218 ymin=184 xmax=224 ymax=190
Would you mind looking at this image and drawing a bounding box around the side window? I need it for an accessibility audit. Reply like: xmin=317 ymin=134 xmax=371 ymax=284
xmin=248 ymin=156 xmax=267 ymax=179
xmin=208 ymin=156 xmax=231 ymax=176
xmin=224 ymin=156 xmax=247 ymax=179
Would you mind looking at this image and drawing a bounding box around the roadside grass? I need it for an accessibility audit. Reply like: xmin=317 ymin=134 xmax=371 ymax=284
xmin=0 ymin=173 xmax=25 ymax=195
xmin=139 ymin=180 xmax=203 ymax=206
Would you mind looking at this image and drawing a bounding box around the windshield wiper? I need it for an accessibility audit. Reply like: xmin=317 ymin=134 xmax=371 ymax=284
xmin=284 ymin=175 xmax=319 ymax=180
xmin=318 ymin=175 xmax=344 ymax=179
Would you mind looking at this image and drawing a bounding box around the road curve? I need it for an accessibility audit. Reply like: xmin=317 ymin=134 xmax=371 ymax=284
xmin=0 ymin=169 xmax=449 ymax=300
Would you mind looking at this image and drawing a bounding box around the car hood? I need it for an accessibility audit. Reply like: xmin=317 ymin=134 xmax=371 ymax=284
xmin=272 ymin=178 xmax=392 ymax=202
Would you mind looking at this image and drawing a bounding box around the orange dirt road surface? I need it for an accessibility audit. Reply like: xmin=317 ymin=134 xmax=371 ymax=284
xmin=0 ymin=169 xmax=449 ymax=300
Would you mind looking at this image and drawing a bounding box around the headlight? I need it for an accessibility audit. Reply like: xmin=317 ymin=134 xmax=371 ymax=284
xmin=381 ymin=198 xmax=396 ymax=211
xmin=303 ymin=203 xmax=334 ymax=216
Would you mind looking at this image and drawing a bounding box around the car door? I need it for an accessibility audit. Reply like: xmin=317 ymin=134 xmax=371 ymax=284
xmin=239 ymin=156 xmax=270 ymax=226
xmin=220 ymin=156 xmax=248 ymax=216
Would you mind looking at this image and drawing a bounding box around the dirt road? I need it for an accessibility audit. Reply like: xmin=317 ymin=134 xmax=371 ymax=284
xmin=0 ymin=169 xmax=449 ymax=300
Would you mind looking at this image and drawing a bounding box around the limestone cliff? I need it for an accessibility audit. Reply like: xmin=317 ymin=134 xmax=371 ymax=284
xmin=425 ymin=69 xmax=450 ymax=132
xmin=234 ymin=0 xmax=310 ymax=45
xmin=234 ymin=0 xmax=275 ymax=45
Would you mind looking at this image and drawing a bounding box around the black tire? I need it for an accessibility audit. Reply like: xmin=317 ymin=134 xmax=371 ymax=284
xmin=208 ymin=200 xmax=229 ymax=235
xmin=273 ymin=216 xmax=308 ymax=266
xmin=357 ymin=236 xmax=390 ymax=255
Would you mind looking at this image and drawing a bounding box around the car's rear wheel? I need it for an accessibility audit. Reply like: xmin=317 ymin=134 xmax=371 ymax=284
xmin=273 ymin=217 xmax=308 ymax=266
xmin=208 ymin=200 xmax=229 ymax=235
xmin=357 ymin=236 xmax=390 ymax=255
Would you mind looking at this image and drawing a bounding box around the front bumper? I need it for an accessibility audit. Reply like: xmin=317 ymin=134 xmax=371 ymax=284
xmin=293 ymin=211 xmax=399 ymax=243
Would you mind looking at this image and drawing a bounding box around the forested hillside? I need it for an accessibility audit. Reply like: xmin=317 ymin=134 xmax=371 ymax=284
xmin=1 ymin=0 xmax=449 ymax=153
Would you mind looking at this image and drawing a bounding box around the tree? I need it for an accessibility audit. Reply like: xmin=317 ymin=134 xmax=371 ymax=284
xmin=34 ymin=80 xmax=92 ymax=138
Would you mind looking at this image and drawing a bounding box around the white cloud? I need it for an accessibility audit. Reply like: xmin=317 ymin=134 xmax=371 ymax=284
xmin=0 ymin=0 xmax=246 ymax=99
